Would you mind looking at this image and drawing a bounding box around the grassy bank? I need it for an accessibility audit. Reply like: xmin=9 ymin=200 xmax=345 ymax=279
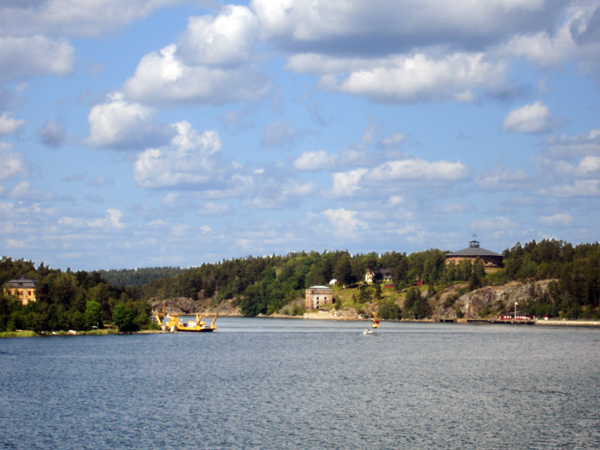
xmin=0 ymin=329 xmax=121 ymax=338
xmin=0 ymin=330 xmax=38 ymax=338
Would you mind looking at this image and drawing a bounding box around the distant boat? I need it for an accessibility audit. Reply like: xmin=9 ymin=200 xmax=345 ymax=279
xmin=372 ymin=311 xmax=380 ymax=329
xmin=362 ymin=311 xmax=380 ymax=335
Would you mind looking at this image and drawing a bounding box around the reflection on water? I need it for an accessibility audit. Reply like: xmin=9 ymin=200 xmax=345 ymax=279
xmin=1 ymin=318 xmax=599 ymax=450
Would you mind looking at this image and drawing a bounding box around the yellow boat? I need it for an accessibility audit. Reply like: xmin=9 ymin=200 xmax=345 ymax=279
xmin=156 ymin=305 xmax=218 ymax=332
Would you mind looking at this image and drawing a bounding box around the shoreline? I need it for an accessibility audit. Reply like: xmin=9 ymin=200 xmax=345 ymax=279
xmin=3 ymin=317 xmax=600 ymax=338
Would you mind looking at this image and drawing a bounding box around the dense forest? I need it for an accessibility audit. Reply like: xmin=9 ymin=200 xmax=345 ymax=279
xmin=97 ymin=267 xmax=185 ymax=288
xmin=2 ymin=239 xmax=600 ymax=333
xmin=0 ymin=258 xmax=152 ymax=333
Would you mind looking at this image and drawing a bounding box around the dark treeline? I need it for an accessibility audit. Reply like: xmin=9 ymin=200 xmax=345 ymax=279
xmin=2 ymin=239 xmax=600 ymax=332
xmin=139 ymin=250 xmax=416 ymax=316
xmin=0 ymin=257 xmax=152 ymax=333
xmin=98 ymin=267 xmax=185 ymax=288
xmin=138 ymin=240 xmax=600 ymax=320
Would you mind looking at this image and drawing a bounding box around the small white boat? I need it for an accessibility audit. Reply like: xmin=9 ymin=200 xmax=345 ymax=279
xmin=363 ymin=329 xmax=372 ymax=335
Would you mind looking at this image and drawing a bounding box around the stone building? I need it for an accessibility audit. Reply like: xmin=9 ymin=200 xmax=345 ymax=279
xmin=305 ymin=285 xmax=333 ymax=310
xmin=446 ymin=239 xmax=503 ymax=269
xmin=5 ymin=278 xmax=37 ymax=305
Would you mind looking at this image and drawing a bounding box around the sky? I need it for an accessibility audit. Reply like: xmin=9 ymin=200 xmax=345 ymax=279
xmin=1 ymin=0 xmax=600 ymax=271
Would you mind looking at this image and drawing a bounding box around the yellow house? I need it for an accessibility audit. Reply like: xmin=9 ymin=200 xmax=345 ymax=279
xmin=5 ymin=278 xmax=37 ymax=305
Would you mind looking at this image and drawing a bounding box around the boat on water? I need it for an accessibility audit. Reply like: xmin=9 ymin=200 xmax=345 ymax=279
xmin=371 ymin=311 xmax=380 ymax=329
xmin=155 ymin=307 xmax=218 ymax=332
xmin=363 ymin=311 xmax=380 ymax=335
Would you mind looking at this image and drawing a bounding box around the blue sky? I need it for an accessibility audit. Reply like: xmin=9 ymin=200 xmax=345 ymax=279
xmin=1 ymin=0 xmax=600 ymax=270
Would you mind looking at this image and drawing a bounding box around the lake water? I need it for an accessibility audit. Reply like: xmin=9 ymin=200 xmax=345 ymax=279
xmin=1 ymin=318 xmax=599 ymax=450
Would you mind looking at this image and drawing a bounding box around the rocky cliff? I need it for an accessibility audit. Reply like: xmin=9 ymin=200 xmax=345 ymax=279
xmin=432 ymin=280 xmax=556 ymax=319
xmin=150 ymin=279 xmax=557 ymax=320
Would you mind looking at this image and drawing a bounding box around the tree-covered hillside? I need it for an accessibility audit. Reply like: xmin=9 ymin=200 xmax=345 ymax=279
xmin=0 ymin=257 xmax=152 ymax=333
xmin=2 ymin=239 xmax=600 ymax=333
xmin=98 ymin=267 xmax=185 ymax=287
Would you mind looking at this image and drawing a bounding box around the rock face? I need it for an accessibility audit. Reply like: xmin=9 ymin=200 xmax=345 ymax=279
xmin=150 ymin=279 xmax=558 ymax=320
xmin=149 ymin=296 xmax=242 ymax=316
xmin=433 ymin=280 xmax=556 ymax=319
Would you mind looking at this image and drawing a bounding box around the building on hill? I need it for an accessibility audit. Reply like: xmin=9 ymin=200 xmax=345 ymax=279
xmin=305 ymin=286 xmax=333 ymax=310
xmin=446 ymin=239 xmax=503 ymax=269
xmin=5 ymin=278 xmax=37 ymax=305
xmin=365 ymin=268 xmax=393 ymax=284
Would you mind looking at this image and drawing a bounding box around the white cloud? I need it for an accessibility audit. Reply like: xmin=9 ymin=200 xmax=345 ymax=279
xmin=365 ymin=158 xmax=469 ymax=184
xmin=293 ymin=150 xmax=338 ymax=171
xmin=134 ymin=121 xmax=236 ymax=190
xmin=0 ymin=143 xmax=27 ymax=181
xmin=10 ymin=181 xmax=54 ymax=201
xmin=0 ymin=112 xmax=25 ymax=134
xmin=177 ymin=5 xmax=259 ymax=67
xmin=88 ymin=209 xmax=125 ymax=229
xmin=6 ymin=238 xmax=26 ymax=249
xmin=329 ymin=157 xmax=468 ymax=197
xmin=330 ymin=168 xmax=368 ymax=197
xmin=576 ymin=156 xmax=600 ymax=177
xmin=500 ymin=29 xmax=574 ymax=67
xmin=379 ymin=132 xmax=407 ymax=148
xmin=537 ymin=180 xmax=600 ymax=197
xmin=0 ymin=35 xmax=74 ymax=83
xmin=538 ymin=213 xmax=574 ymax=227
xmin=252 ymin=0 xmax=554 ymax=52
xmin=256 ymin=1 xmax=600 ymax=104
xmin=85 ymin=93 xmax=174 ymax=149
xmin=289 ymin=52 xmax=508 ymax=103
xmin=124 ymin=43 xmax=268 ymax=107
xmin=543 ymin=129 xmax=600 ymax=160
xmin=0 ymin=0 xmax=187 ymax=38
xmin=502 ymin=101 xmax=558 ymax=134
xmin=322 ymin=207 xmax=368 ymax=238
xmin=124 ymin=6 xmax=269 ymax=107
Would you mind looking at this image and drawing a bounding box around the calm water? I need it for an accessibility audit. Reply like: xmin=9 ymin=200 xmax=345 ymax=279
xmin=1 ymin=318 xmax=599 ymax=450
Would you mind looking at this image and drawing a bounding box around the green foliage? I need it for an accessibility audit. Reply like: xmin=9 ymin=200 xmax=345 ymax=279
xmin=112 ymin=304 xmax=138 ymax=332
xmin=3 ymin=238 xmax=600 ymax=327
xmin=84 ymin=301 xmax=102 ymax=330
xmin=404 ymin=287 xmax=432 ymax=320
xmin=98 ymin=267 xmax=185 ymax=288
xmin=377 ymin=301 xmax=402 ymax=320
xmin=0 ymin=257 xmax=145 ymax=333
xmin=291 ymin=304 xmax=305 ymax=316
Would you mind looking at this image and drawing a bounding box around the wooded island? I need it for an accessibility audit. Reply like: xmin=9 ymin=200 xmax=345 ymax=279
xmin=2 ymin=238 xmax=599 ymax=334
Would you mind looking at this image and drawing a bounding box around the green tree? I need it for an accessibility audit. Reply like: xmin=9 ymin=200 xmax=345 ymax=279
xmin=112 ymin=304 xmax=139 ymax=332
xmin=334 ymin=254 xmax=353 ymax=286
xmin=403 ymin=287 xmax=432 ymax=320
xmin=84 ymin=300 xmax=103 ymax=329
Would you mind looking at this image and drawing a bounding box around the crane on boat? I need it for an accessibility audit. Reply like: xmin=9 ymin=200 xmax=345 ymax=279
xmin=155 ymin=301 xmax=218 ymax=332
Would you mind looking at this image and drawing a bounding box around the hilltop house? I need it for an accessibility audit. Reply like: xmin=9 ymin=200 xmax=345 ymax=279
xmin=305 ymin=286 xmax=333 ymax=310
xmin=446 ymin=239 xmax=503 ymax=269
xmin=365 ymin=268 xmax=393 ymax=284
xmin=5 ymin=278 xmax=37 ymax=305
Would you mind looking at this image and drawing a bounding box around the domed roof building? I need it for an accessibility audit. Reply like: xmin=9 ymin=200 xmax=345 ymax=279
xmin=445 ymin=238 xmax=503 ymax=269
